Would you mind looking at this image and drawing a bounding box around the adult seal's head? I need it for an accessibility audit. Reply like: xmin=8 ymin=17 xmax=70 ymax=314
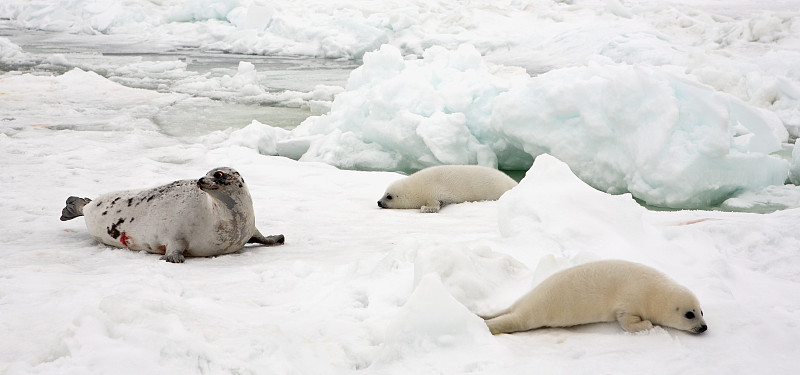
xmin=197 ymin=167 xmax=249 ymax=209
xmin=197 ymin=167 xmax=245 ymax=192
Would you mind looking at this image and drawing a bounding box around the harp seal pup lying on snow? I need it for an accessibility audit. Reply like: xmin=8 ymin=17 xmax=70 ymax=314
xmin=377 ymin=165 xmax=517 ymax=213
xmin=482 ymin=260 xmax=708 ymax=334
xmin=60 ymin=167 xmax=284 ymax=263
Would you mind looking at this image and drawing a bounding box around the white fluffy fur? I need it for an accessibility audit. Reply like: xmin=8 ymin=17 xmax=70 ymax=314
xmin=377 ymin=165 xmax=518 ymax=213
xmin=482 ymin=260 xmax=708 ymax=334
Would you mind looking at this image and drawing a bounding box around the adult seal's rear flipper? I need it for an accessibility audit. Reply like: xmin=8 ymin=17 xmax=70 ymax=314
xmin=249 ymin=230 xmax=285 ymax=246
xmin=60 ymin=196 xmax=92 ymax=221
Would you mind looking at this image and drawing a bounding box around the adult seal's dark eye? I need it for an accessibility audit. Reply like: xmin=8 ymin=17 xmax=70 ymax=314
xmin=685 ymin=311 xmax=695 ymax=319
xmin=214 ymin=171 xmax=225 ymax=179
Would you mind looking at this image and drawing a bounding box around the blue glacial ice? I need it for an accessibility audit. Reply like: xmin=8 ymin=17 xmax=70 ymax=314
xmin=249 ymin=44 xmax=789 ymax=209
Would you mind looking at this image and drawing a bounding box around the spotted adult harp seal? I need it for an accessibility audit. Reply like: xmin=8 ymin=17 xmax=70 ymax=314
xmin=60 ymin=167 xmax=284 ymax=263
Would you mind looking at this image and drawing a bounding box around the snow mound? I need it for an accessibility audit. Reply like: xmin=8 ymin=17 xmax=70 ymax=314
xmin=0 ymin=37 xmax=32 ymax=65
xmin=412 ymin=245 xmax=530 ymax=315
xmin=379 ymin=273 xmax=491 ymax=362
xmin=283 ymin=44 xmax=527 ymax=170
xmin=264 ymin=44 xmax=789 ymax=208
xmin=198 ymin=120 xmax=290 ymax=156
xmin=167 ymin=0 xmax=239 ymax=23
xmin=494 ymin=62 xmax=789 ymax=208
xmin=498 ymin=154 xmax=654 ymax=261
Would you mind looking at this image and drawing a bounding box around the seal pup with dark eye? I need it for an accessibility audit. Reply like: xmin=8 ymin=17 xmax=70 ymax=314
xmin=481 ymin=260 xmax=707 ymax=335
xmin=60 ymin=167 xmax=284 ymax=263
xmin=377 ymin=165 xmax=517 ymax=213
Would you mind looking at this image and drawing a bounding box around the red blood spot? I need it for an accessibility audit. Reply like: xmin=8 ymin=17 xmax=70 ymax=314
xmin=120 ymin=232 xmax=131 ymax=247
xmin=671 ymin=218 xmax=718 ymax=226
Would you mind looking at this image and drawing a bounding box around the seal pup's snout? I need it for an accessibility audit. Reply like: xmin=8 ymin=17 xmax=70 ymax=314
xmin=378 ymin=200 xmax=386 ymax=208
xmin=692 ymin=324 xmax=707 ymax=334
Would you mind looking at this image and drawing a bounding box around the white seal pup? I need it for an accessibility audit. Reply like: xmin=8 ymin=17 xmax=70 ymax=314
xmin=377 ymin=165 xmax=517 ymax=213
xmin=60 ymin=167 xmax=284 ymax=263
xmin=482 ymin=260 xmax=707 ymax=334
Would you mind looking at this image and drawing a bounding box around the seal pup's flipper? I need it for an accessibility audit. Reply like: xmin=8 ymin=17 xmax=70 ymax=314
xmin=249 ymin=230 xmax=285 ymax=246
xmin=478 ymin=307 xmax=512 ymax=321
xmin=483 ymin=311 xmax=531 ymax=335
xmin=60 ymin=196 xmax=92 ymax=221
xmin=616 ymin=311 xmax=654 ymax=333
xmin=420 ymin=200 xmax=442 ymax=213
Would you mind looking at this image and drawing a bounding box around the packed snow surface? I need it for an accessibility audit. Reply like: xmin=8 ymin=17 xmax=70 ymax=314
xmin=2 ymin=0 xmax=800 ymax=374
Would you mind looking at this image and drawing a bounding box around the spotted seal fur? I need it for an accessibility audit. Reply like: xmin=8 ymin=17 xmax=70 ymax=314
xmin=60 ymin=167 xmax=284 ymax=263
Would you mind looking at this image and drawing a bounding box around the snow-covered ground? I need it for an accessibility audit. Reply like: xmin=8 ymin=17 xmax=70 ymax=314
xmin=1 ymin=0 xmax=800 ymax=374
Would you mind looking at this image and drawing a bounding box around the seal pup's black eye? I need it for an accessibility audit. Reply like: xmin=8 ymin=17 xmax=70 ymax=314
xmin=684 ymin=311 xmax=695 ymax=319
xmin=214 ymin=171 xmax=225 ymax=179
xmin=386 ymin=194 xmax=393 ymax=200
